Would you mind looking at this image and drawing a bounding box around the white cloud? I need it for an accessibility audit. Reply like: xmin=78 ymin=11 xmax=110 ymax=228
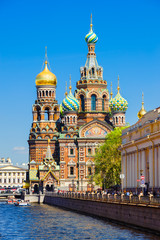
xmin=13 ymin=147 xmax=26 ymax=151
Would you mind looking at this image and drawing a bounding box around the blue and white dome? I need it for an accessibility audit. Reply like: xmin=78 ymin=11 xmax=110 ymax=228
xmin=62 ymin=90 xmax=79 ymax=112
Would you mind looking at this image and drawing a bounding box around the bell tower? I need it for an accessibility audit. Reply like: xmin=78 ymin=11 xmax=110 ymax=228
xmin=75 ymin=15 xmax=110 ymax=123
xmin=28 ymin=49 xmax=60 ymax=177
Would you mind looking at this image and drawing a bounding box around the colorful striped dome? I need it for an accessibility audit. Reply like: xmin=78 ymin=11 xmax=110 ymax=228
xmin=62 ymin=91 xmax=79 ymax=112
xmin=85 ymin=29 xmax=98 ymax=44
xmin=110 ymin=93 xmax=128 ymax=113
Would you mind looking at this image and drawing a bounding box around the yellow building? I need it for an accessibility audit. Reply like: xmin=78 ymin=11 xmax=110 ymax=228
xmin=121 ymin=97 xmax=160 ymax=192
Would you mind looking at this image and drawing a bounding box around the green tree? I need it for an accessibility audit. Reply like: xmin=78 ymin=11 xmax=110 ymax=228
xmin=93 ymin=127 xmax=127 ymax=189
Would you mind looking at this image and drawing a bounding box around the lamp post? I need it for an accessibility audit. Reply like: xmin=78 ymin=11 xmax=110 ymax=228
xmin=140 ymin=169 xmax=144 ymax=195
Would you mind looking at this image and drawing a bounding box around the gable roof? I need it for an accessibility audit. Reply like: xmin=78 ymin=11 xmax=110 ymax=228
xmin=41 ymin=170 xmax=59 ymax=182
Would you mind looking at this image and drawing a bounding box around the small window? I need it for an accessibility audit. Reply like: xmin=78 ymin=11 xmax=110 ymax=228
xmin=88 ymin=167 xmax=92 ymax=175
xmin=88 ymin=148 xmax=91 ymax=155
xmin=70 ymin=149 xmax=74 ymax=155
xmin=70 ymin=167 xmax=74 ymax=175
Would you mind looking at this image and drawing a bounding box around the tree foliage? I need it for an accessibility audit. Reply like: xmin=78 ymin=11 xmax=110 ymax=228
xmin=93 ymin=127 xmax=127 ymax=189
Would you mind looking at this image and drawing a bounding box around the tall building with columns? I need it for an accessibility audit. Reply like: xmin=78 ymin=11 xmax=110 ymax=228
xmin=121 ymin=94 xmax=160 ymax=192
xmin=28 ymin=16 xmax=128 ymax=192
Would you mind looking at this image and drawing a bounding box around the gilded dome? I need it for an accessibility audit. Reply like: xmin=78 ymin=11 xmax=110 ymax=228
xmin=138 ymin=94 xmax=147 ymax=119
xmin=137 ymin=105 xmax=147 ymax=119
xmin=35 ymin=61 xmax=57 ymax=86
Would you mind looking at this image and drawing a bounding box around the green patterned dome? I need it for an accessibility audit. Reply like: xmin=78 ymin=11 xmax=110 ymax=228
xmin=110 ymin=93 xmax=128 ymax=112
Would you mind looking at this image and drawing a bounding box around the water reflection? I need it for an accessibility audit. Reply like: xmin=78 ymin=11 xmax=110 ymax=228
xmin=0 ymin=203 xmax=158 ymax=240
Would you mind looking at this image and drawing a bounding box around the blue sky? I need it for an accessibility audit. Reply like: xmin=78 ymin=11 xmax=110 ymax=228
xmin=0 ymin=0 xmax=160 ymax=165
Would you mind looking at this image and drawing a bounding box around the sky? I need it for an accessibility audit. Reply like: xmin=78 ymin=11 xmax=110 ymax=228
xmin=0 ymin=0 xmax=160 ymax=165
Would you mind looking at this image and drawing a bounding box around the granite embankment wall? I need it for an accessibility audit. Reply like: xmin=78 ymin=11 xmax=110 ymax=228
xmin=44 ymin=194 xmax=160 ymax=234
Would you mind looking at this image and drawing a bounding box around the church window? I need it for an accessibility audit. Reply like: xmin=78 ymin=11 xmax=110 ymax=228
xmin=67 ymin=116 xmax=69 ymax=123
xmin=91 ymin=94 xmax=96 ymax=110
xmin=73 ymin=116 xmax=75 ymax=123
xmin=70 ymin=148 xmax=74 ymax=155
xmin=36 ymin=107 xmax=41 ymax=121
xmin=116 ymin=117 xmax=118 ymax=124
xmin=39 ymin=91 xmax=41 ymax=97
xmin=49 ymin=91 xmax=51 ymax=97
xmin=88 ymin=167 xmax=92 ymax=175
xmin=84 ymin=67 xmax=86 ymax=76
xmin=42 ymin=91 xmax=44 ymax=97
xmin=46 ymin=90 xmax=48 ymax=96
xmin=70 ymin=167 xmax=74 ymax=175
xmin=88 ymin=148 xmax=91 ymax=155
xmin=44 ymin=108 xmax=49 ymax=120
xmin=102 ymin=95 xmax=106 ymax=111
xmin=92 ymin=68 xmax=95 ymax=75
xmin=122 ymin=116 xmax=124 ymax=123
xmin=80 ymin=95 xmax=85 ymax=111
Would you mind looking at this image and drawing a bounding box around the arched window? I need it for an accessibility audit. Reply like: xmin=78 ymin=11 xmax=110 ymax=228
xmin=46 ymin=90 xmax=48 ymax=97
xmin=84 ymin=67 xmax=86 ymax=76
xmin=116 ymin=117 xmax=118 ymax=124
xmin=122 ymin=116 xmax=124 ymax=123
xmin=92 ymin=67 xmax=95 ymax=75
xmin=67 ymin=116 xmax=69 ymax=123
xmin=42 ymin=91 xmax=44 ymax=97
xmin=102 ymin=95 xmax=106 ymax=111
xmin=49 ymin=91 xmax=51 ymax=97
xmin=36 ymin=107 xmax=41 ymax=121
xmin=88 ymin=167 xmax=92 ymax=175
xmin=91 ymin=94 xmax=96 ymax=111
xmin=73 ymin=116 xmax=75 ymax=123
xmin=70 ymin=167 xmax=74 ymax=175
xmin=44 ymin=108 xmax=49 ymax=120
xmin=80 ymin=95 xmax=85 ymax=112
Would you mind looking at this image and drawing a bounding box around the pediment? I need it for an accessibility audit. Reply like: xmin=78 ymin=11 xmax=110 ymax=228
xmin=79 ymin=120 xmax=113 ymax=138
xmin=0 ymin=165 xmax=26 ymax=171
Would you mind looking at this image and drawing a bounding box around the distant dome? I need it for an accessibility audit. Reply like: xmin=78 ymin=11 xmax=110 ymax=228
xmin=137 ymin=93 xmax=147 ymax=119
xmin=137 ymin=106 xmax=147 ymax=119
xmin=35 ymin=61 xmax=57 ymax=86
xmin=110 ymin=93 xmax=128 ymax=112
xmin=62 ymin=90 xmax=79 ymax=112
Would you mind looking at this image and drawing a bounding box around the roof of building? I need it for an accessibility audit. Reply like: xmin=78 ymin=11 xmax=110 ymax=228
xmin=122 ymin=107 xmax=160 ymax=135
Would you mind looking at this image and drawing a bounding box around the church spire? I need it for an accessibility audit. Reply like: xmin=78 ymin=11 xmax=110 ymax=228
xmin=69 ymin=74 xmax=72 ymax=93
xmin=117 ymin=75 xmax=120 ymax=94
xmin=110 ymin=82 xmax=113 ymax=99
xmin=137 ymin=92 xmax=147 ymax=119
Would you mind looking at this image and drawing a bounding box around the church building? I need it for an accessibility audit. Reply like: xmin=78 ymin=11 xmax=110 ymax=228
xmin=28 ymin=16 xmax=128 ymax=192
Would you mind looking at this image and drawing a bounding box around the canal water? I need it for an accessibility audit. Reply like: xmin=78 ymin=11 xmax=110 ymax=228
xmin=0 ymin=202 xmax=158 ymax=240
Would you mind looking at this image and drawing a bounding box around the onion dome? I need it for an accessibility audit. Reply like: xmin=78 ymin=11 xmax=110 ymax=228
xmin=35 ymin=60 xmax=57 ymax=86
xmin=85 ymin=14 xmax=98 ymax=44
xmin=62 ymin=79 xmax=79 ymax=112
xmin=109 ymin=77 xmax=128 ymax=112
xmin=138 ymin=93 xmax=147 ymax=119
